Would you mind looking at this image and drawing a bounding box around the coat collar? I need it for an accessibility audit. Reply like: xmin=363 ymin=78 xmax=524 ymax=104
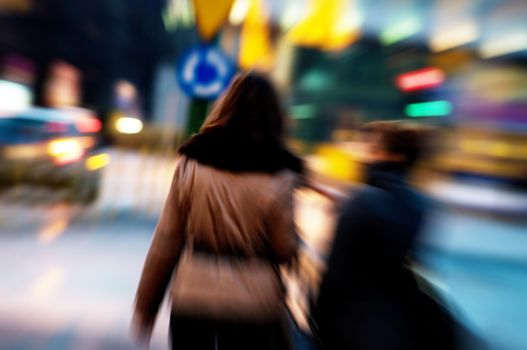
xmin=178 ymin=129 xmax=304 ymax=174
xmin=365 ymin=161 xmax=409 ymax=190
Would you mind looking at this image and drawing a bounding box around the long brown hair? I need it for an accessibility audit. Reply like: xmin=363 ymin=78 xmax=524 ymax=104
xmin=200 ymin=72 xmax=285 ymax=147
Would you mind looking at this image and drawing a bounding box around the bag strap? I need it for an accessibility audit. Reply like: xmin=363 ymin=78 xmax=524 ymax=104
xmin=177 ymin=156 xmax=194 ymax=259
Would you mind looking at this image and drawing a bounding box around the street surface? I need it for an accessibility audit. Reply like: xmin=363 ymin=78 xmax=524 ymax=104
xmin=1 ymin=148 xmax=526 ymax=350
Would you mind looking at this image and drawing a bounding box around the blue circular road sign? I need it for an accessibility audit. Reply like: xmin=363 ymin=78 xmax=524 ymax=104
xmin=176 ymin=45 xmax=235 ymax=100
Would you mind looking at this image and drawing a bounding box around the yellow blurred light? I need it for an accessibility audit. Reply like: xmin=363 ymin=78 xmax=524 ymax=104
xmin=429 ymin=50 xmax=474 ymax=72
xmin=229 ymin=0 xmax=250 ymax=25
xmin=47 ymin=138 xmax=83 ymax=164
xmin=287 ymin=0 xmax=361 ymax=51
xmin=313 ymin=144 xmax=361 ymax=182
xmin=459 ymin=139 xmax=486 ymax=153
xmin=115 ymin=116 xmax=143 ymax=134
xmin=429 ymin=20 xmax=479 ymax=52
xmin=287 ymin=0 xmax=329 ymax=47
xmin=488 ymin=143 xmax=509 ymax=157
xmin=85 ymin=153 xmax=110 ymax=171
xmin=3 ymin=144 xmax=46 ymax=160
xmin=480 ymin=31 xmax=527 ymax=58
xmin=238 ymin=0 xmax=274 ymax=70
xmin=324 ymin=10 xmax=362 ymax=51
xmin=38 ymin=218 xmax=68 ymax=244
xmin=48 ymin=138 xmax=82 ymax=157
xmin=436 ymin=154 xmax=523 ymax=178
xmin=459 ymin=139 xmax=527 ymax=160
xmin=193 ymin=0 xmax=234 ymax=40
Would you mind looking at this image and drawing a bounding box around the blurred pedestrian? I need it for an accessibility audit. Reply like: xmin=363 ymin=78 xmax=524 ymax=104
xmin=313 ymin=122 xmax=461 ymax=350
xmin=133 ymin=72 xmax=303 ymax=350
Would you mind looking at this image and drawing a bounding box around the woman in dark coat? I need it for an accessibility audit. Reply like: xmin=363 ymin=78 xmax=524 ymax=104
xmin=314 ymin=122 xmax=461 ymax=350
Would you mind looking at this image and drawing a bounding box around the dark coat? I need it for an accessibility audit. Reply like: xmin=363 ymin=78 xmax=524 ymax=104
xmin=314 ymin=162 xmax=459 ymax=350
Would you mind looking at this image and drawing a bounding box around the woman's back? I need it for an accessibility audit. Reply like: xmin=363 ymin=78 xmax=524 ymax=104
xmin=181 ymin=156 xmax=297 ymax=258
xmin=133 ymin=72 xmax=302 ymax=350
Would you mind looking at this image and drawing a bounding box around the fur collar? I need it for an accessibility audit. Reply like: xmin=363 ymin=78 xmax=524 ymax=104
xmin=178 ymin=129 xmax=304 ymax=174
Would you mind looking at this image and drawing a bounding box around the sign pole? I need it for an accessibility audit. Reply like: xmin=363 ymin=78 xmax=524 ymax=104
xmin=176 ymin=36 xmax=235 ymax=141
xmin=185 ymin=97 xmax=209 ymax=138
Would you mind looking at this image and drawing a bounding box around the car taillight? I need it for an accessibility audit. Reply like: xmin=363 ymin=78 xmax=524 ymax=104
xmin=46 ymin=122 xmax=68 ymax=133
xmin=47 ymin=138 xmax=84 ymax=165
xmin=76 ymin=117 xmax=102 ymax=133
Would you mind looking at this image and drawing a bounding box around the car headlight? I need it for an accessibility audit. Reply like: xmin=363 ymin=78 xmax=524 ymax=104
xmin=47 ymin=138 xmax=84 ymax=165
xmin=115 ymin=117 xmax=143 ymax=134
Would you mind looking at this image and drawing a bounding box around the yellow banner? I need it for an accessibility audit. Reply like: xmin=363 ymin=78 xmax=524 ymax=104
xmin=239 ymin=0 xmax=274 ymax=70
xmin=193 ymin=0 xmax=235 ymax=41
xmin=287 ymin=0 xmax=361 ymax=51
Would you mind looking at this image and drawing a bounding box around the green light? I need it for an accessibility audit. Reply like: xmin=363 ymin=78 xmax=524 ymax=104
xmin=405 ymin=101 xmax=452 ymax=117
xmin=291 ymin=104 xmax=316 ymax=119
xmin=380 ymin=18 xmax=421 ymax=45
xmin=300 ymin=70 xmax=330 ymax=91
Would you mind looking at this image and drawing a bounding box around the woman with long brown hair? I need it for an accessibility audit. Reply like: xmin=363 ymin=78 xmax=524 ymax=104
xmin=133 ymin=72 xmax=303 ymax=349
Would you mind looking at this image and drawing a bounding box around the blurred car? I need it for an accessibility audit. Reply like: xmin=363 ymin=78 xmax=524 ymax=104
xmin=0 ymin=107 xmax=109 ymax=203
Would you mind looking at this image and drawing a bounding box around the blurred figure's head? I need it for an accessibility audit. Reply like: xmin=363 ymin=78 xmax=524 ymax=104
xmin=200 ymin=71 xmax=285 ymax=146
xmin=357 ymin=121 xmax=427 ymax=169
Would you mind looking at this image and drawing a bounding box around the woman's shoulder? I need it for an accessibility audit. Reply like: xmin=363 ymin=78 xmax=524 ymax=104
xmin=278 ymin=149 xmax=305 ymax=175
xmin=177 ymin=131 xmax=305 ymax=175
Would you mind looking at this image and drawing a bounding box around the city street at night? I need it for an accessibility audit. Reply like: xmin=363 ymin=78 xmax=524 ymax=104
xmin=1 ymin=149 xmax=526 ymax=350
xmin=1 ymin=1 xmax=527 ymax=348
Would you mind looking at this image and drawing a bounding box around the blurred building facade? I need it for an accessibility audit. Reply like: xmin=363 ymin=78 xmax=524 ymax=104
xmin=1 ymin=0 xmax=526 ymax=181
xmin=0 ymin=0 xmax=174 ymax=122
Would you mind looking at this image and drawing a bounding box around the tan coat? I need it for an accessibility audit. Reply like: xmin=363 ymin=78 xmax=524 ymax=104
xmin=134 ymin=155 xmax=298 ymax=324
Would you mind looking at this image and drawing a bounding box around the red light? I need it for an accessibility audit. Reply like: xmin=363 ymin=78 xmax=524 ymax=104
xmin=396 ymin=67 xmax=445 ymax=92
xmin=46 ymin=122 xmax=68 ymax=133
xmin=76 ymin=117 xmax=102 ymax=133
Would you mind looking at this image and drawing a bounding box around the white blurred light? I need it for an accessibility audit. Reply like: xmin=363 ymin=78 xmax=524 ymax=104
xmin=333 ymin=10 xmax=363 ymax=36
xmin=480 ymin=31 xmax=527 ymax=58
xmin=380 ymin=17 xmax=421 ymax=45
xmin=429 ymin=20 xmax=479 ymax=52
xmin=229 ymin=0 xmax=250 ymax=25
xmin=0 ymin=80 xmax=32 ymax=112
xmin=47 ymin=138 xmax=84 ymax=165
xmin=163 ymin=0 xmax=194 ymax=30
xmin=48 ymin=139 xmax=82 ymax=156
xmin=39 ymin=220 xmax=68 ymax=245
xmin=429 ymin=181 xmax=527 ymax=213
xmin=115 ymin=116 xmax=143 ymax=134
xmin=28 ymin=267 xmax=65 ymax=299
xmin=281 ymin=1 xmax=304 ymax=30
